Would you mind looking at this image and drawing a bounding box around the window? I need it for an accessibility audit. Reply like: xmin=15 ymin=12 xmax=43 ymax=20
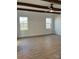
xmin=19 ymin=17 xmax=28 ymax=31
xmin=46 ymin=18 xmax=52 ymax=29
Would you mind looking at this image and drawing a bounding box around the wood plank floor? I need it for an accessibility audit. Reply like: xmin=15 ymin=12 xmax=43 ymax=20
xmin=17 ymin=35 xmax=61 ymax=59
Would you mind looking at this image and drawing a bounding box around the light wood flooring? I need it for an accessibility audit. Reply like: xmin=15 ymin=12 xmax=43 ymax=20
xmin=17 ymin=35 xmax=61 ymax=59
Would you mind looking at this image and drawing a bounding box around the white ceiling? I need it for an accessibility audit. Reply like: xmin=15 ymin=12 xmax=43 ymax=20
xmin=17 ymin=0 xmax=61 ymax=8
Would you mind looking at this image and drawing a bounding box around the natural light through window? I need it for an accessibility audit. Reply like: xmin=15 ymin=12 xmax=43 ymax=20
xmin=46 ymin=18 xmax=52 ymax=29
xmin=20 ymin=17 xmax=28 ymax=31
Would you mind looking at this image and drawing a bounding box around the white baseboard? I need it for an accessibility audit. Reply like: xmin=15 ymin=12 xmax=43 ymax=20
xmin=17 ymin=33 xmax=55 ymax=39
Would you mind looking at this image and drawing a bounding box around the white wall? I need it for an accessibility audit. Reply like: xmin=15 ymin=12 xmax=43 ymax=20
xmin=17 ymin=10 xmax=55 ymax=37
xmin=54 ymin=14 xmax=61 ymax=35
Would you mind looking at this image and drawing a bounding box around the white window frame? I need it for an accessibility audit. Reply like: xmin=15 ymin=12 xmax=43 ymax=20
xmin=19 ymin=17 xmax=28 ymax=31
xmin=46 ymin=18 xmax=52 ymax=29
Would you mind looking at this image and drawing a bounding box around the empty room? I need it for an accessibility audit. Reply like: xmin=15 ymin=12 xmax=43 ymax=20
xmin=17 ymin=0 xmax=61 ymax=59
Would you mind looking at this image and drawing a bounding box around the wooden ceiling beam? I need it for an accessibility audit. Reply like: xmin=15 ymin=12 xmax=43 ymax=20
xmin=42 ymin=0 xmax=61 ymax=4
xmin=17 ymin=2 xmax=61 ymax=11
xmin=17 ymin=8 xmax=61 ymax=14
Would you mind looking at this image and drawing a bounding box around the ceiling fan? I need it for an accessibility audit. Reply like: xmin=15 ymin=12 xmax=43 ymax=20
xmin=48 ymin=3 xmax=60 ymax=13
xmin=49 ymin=3 xmax=54 ymax=12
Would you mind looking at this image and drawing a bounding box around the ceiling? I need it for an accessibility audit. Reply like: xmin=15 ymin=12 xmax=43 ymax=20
xmin=17 ymin=0 xmax=61 ymax=14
